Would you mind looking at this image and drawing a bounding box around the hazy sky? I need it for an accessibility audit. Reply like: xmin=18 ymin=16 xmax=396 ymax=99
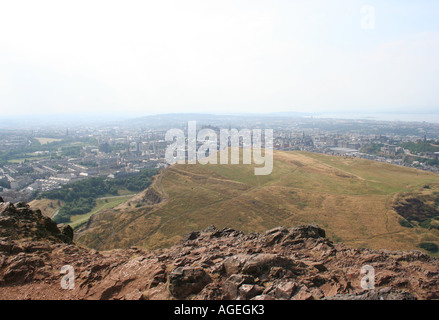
xmin=1 ymin=0 xmax=438 ymax=116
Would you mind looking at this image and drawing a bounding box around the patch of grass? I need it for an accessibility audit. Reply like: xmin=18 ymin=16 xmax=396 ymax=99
xmin=75 ymin=151 xmax=439 ymax=253
xmin=398 ymin=218 xmax=414 ymax=228
xmin=69 ymin=195 xmax=133 ymax=229
xmin=419 ymin=242 xmax=439 ymax=253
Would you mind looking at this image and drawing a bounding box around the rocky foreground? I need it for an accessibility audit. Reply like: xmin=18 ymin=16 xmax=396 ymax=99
xmin=0 ymin=197 xmax=438 ymax=300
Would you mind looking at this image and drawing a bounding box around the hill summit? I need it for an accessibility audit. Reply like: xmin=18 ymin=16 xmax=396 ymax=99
xmin=0 ymin=197 xmax=438 ymax=300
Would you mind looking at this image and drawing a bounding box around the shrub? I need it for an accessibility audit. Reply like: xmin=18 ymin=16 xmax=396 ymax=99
xmin=419 ymin=242 xmax=439 ymax=253
xmin=398 ymin=219 xmax=413 ymax=228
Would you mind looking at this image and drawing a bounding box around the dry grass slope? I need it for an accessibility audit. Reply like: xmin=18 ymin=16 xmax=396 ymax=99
xmin=75 ymin=151 xmax=439 ymax=254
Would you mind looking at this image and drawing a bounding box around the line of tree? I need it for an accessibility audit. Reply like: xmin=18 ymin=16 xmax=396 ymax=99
xmin=401 ymin=141 xmax=439 ymax=154
xmin=0 ymin=137 xmax=98 ymax=163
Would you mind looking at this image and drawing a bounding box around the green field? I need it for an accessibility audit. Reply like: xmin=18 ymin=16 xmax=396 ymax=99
xmin=69 ymin=195 xmax=135 ymax=230
xmin=75 ymin=151 xmax=439 ymax=255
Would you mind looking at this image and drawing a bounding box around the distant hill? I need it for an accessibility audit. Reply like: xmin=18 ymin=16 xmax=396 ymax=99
xmin=115 ymin=112 xmax=308 ymax=129
xmin=75 ymin=151 xmax=439 ymax=254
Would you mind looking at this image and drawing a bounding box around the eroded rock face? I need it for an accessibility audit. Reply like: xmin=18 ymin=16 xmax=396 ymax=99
xmin=0 ymin=203 xmax=438 ymax=300
xmin=0 ymin=201 xmax=73 ymax=244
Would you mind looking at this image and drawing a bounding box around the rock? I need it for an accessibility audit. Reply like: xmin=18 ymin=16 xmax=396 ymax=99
xmin=293 ymin=287 xmax=314 ymax=300
xmin=183 ymin=231 xmax=200 ymax=241
xmin=275 ymin=281 xmax=297 ymax=299
xmin=0 ymin=201 xmax=437 ymax=301
xmin=0 ymin=203 xmax=72 ymax=244
xmin=15 ymin=202 xmax=28 ymax=209
xmin=288 ymin=224 xmax=326 ymax=240
xmin=60 ymin=225 xmax=74 ymax=243
xmin=320 ymin=283 xmax=341 ymax=297
xmin=263 ymin=227 xmax=289 ymax=245
xmin=210 ymin=227 xmax=240 ymax=238
xmin=223 ymin=254 xmax=251 ymax=275
xmin=123 ymin=289 xmax=145 ymax=300
xmin=203 ymin=225 xmax=218 ymax=233
xmin=222 ymin=274 xmax=254 ymax=299
xmin=241 ymin=254 xmax=296 ymax=276
xmin=168 ymin=266 xmax=211 ymax=299
xmin=251 ymin=294 xmax=275 ymax=300
xmin=239 ymin=284 xmax=265 ymax=299
xmin=2 ymin=253 xmax=44 ymax=284
xmin=0 ymin=197 xmax=4 ymax=203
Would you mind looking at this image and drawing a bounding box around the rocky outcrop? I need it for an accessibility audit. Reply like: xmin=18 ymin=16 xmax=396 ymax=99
xmin=0 ymin=201 xmax=73 ymax=244
xmin=168 ymin=266 xmax=212 ymax=299
xmin=0 ymin=203 xmax=438 ymax=300
xmin=142 ymin=187 xmax=162 ymax=205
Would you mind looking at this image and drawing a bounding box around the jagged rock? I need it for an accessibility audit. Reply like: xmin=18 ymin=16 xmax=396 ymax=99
xmin=275 ymin=281 xmax=297 ymax=299
xmin=168 ymin=266 xmax=211 ymax=299
xmin=223 ymin=254 xmax=251 ymax=276
xmin=0 ymin=201 xmax=437 ymax=300
xmin=183 ymin=231 xmax=200 ymax=241
xmin=210 ymin=227 xmax=240 ymax=238
xmin=222 ymin=274 xmax=255 ymax=299
xmin=263 ymin=227 xmax=289 ymax=245
xmin=203 ymin=225 xmax=218 ymax=233
xmin=251 ymin=294 xmax=275 ymax=300
xmin=0 ymin=197 xmax=4 ymax=203
xmin=293 ymin=286 xmax=314 ymax=300
xmin=288 ymin=224 xmax=326 ymax=240
xmin=60 ymin=225 xmax=74 ymax=243
xmin=241 ymin=254 xmax=297 ymax=276
xmin=239 ymin=284 xmax=265 ymax=299
xmin=142 ymin=187 xmax=162 ymax=205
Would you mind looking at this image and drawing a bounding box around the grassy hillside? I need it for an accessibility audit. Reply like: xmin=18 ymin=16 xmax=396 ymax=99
xmin=75 ymin=151 xmax=439 ymax=255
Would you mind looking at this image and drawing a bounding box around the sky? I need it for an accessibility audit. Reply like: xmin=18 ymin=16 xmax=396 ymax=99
xmin=0 ymin=0 xmax=438 ymax=117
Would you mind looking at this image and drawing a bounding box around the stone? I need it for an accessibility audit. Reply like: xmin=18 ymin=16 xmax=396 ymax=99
xmin=223 ymin=254 xmax=251 ymax=275
xmin=293 ymin=287 xmax=314 ymax=300
xmin=251 ymin=294 xmax=275 ymax=300
xmin=275 ymin=281 xmax=297 ymax=299
xmin=0 ymin=201 xmax=437 ymax=301
xmin=288 ymin=224 xmax=326 ymax=240
xmin=263 ymin=227 xmax=289 ymax=245
xmin=222 ymin=274 xmax=254 ymax=299
xmin=239 ymin=284 xmax=265 ymax=299
xmin=242 ymin=254 xmax=295 ymax=276
xmin=168 ymin=266 xmax=211 ymax=299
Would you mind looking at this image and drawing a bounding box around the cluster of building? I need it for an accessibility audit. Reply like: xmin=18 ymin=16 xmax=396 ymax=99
xmin=1 ymin=118 xmax=439 ymax=202
xmin=0 ymin=130 xmax=169 ymax=202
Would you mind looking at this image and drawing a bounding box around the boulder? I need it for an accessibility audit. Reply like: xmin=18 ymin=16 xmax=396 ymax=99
xmin=168 ymin=266 xmax=211 ymax=299
xmin=239 ymin=284 xmax=265 ymax=299
xmin=288 ymin=224 xmax=326 ymax=240
xmin=275 ymin=281 xmax=297 ymax=299
xmin=222 ymin=274 xmax=254 ymax=299
xmin=241 ymin=254 xmax=296 ymax=276
xmin=223 ymin=254 xmax=251 ymax=275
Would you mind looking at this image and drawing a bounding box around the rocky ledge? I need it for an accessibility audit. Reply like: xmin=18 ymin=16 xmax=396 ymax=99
xmin=0 ymin=197 xmax=438 ymax=300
